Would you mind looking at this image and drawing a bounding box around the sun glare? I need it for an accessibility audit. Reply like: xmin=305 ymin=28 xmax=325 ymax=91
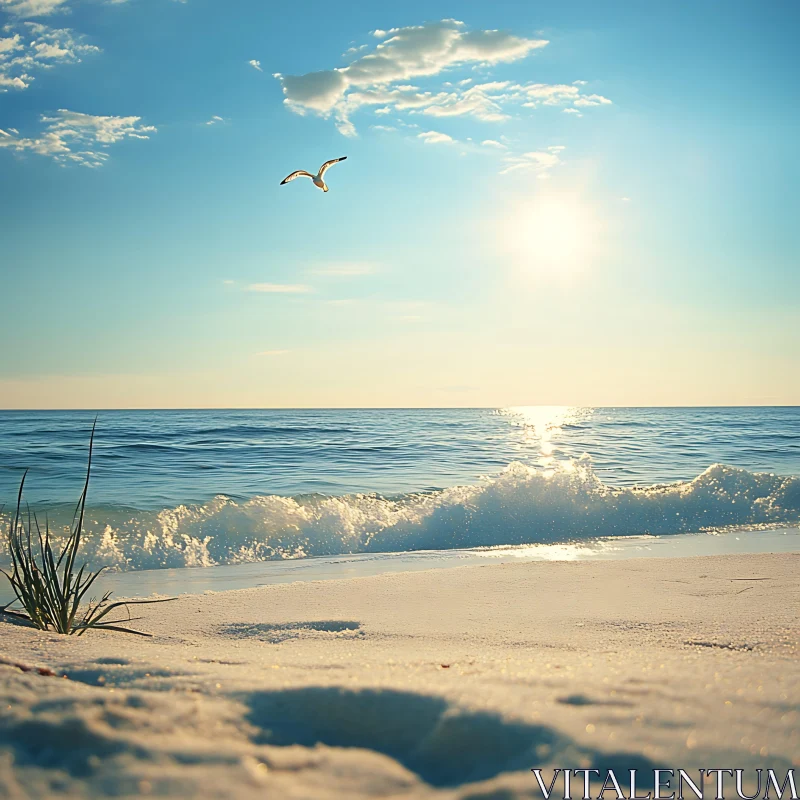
xmin=499 ymin=192 xmax=600 ymax=279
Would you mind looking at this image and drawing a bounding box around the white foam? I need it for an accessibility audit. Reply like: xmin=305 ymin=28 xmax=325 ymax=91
xmin=2 ymin=459 xmax=798 ymax=572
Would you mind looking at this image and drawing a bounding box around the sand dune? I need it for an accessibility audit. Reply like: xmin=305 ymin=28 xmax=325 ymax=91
xmin=1 ymin=553 xmax=798 ymax=798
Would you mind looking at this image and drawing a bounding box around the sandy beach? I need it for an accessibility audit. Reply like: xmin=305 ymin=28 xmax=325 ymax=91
xmin=1 ymin=552 xmax=797 ymax=798
xmin=3 ymin=0 xmax=798 ymax=794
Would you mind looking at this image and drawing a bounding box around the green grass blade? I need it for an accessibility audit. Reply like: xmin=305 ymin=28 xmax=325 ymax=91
xmin=1 ymin=421 xmax=166 ymax=638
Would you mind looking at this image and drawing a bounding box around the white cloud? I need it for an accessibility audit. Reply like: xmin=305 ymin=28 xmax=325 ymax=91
xmin=0 ymin=73 xmax=28 ymax=88
xmin=279 ymin=69 xmax=348 ymax=113
xmin=335 ymin=116 xmax=356 ymax=137
xmin=52 ymin=109 xmax=155 ymax=142
xmin=563 ymin=108 xmax=582 ymax=116
xmin=0 ymin=22 xmax=100 ymax=91
xmin=500 ymin=148 xmax=563 ymax=177
xmin=481 ymin=139 xmax=507 ymax=150
xmin=519 ymin=82 xmax=580 ymax=106
xmin=276 ymin=19 xmax=548 ymax=135
xmin=337 ymin=87 xmax=450 ymax=122
xmin=422 ymin=81 xmax=511 ymax=121
xmin=312 ymin=263 xmax=377 ymax=277
xmin=418 ymin=130 xmax=454 ymax=145
xmin=0 ymin=33 xmax=22 ymax=54
xmin=351 ymin=78 xmax=611 ymax=130
xmin=256 ymin=350 xmax=289 ymax=356
xmin=0 ymin=108 xmax=156 ymax=167
xmin=573 ymin=93 xmax=612 ymax=107
xmin=0 ymin=0 xmax=69 ymax=17
xmin=248 ymin=59 xmax=262 ymax=72
xmin=246 ymin=283 xmax=311 ymax=293
xmin=204 ymin=114 xmax=226 ymax=125
xmin=344 ymin=43 xmax=368 ymax=56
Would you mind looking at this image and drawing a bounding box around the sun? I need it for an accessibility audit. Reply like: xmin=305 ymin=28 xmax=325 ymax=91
xmin=498 ymin=191 xmax=600 ymax=279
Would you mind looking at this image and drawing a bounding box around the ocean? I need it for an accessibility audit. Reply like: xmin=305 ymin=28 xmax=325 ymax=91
xmin=0 ymin=407 xmax=798 ymax=578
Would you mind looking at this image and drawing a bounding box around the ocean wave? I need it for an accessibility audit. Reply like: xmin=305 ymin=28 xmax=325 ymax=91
xmin=1 ymin=459 xmax=798 ymax=573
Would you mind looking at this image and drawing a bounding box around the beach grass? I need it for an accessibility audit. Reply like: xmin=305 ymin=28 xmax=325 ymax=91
xmin=1 ymin=421 xmax=173 ymax=636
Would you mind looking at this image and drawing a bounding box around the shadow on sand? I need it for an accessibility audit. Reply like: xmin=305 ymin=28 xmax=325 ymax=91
xmin=244 ymin=686 xmax=655 ymax=787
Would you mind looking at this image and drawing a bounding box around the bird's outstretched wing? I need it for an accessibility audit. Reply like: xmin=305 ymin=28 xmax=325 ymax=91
xmin=280 ymin=170 xmax=314 ymax=185
xmin=318 ymin=156 xmax=347 ymax=178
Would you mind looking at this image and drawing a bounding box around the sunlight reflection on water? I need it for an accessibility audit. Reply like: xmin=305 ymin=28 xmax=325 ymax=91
xmin=496 ymin=406 xmax=594 ymax=468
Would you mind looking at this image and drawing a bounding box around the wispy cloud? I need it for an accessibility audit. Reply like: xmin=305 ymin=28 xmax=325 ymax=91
xmin=500 ymin=147 xmax=564 ymax=178
xmin=418 ymin=130 xmax=454 ymax=145
xmin=248 ymin=59 xmax=262 ymax=72
xmin=422 ymin=80 xmax=513 ymax=122
xmin=311 ymin=262 xmax=377 ymax=277
xmin=573 ymin=93 xmax=612 ymax=107
xmin=0 ymin=0 xmax=69 ymax=18
xmin=0 ymin=109 xmax=156 ymax=167
xmin=519 ymin=83 xmax=581 ymax=107
xmin=0 ymin=22 xmax=100 ymax=91
xmin=246 ymin=283 xmax=311 ymax=294
xmin=481 ymin=139 xmax=507 ymax=150
xmin=343 ymin=43 xmax=368 ymax=57
xmin=204 ymin=114 xmax=226 ymax=125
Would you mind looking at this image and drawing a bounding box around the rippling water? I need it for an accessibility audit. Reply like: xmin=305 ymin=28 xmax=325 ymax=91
xmin=0 ymin=407 xmax=798 ymax=572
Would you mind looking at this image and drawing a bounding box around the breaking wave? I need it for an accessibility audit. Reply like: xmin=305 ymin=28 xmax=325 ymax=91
xmin=2 ymin=459 xmax=799 ymax=573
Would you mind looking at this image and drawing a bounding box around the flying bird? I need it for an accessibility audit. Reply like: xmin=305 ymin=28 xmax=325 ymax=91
xmin=280 ymin=157 xmax=347 ymax=193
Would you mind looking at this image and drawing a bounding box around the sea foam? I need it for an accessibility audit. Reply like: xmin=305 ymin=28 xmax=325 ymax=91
xmin=2 ymin=459 xmax=798 ymax=572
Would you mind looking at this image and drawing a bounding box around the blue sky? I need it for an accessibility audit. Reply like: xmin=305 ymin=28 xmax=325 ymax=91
xmin=1 ymin=0 xmax=798 ymax=408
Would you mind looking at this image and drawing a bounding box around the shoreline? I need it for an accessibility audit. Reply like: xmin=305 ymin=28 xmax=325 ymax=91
xmin=2 ymin=525 xmax=795 ymax=606
xmin=1 ymin=551 xmax=798 ymax=798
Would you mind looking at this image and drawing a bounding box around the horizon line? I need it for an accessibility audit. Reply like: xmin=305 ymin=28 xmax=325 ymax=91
xmin=0 ymin=405 xmax=798 ymax=412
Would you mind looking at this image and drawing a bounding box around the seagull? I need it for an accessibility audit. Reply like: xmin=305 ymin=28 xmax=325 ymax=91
xmin=280 ymin=157 xmax=347 ymax=193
